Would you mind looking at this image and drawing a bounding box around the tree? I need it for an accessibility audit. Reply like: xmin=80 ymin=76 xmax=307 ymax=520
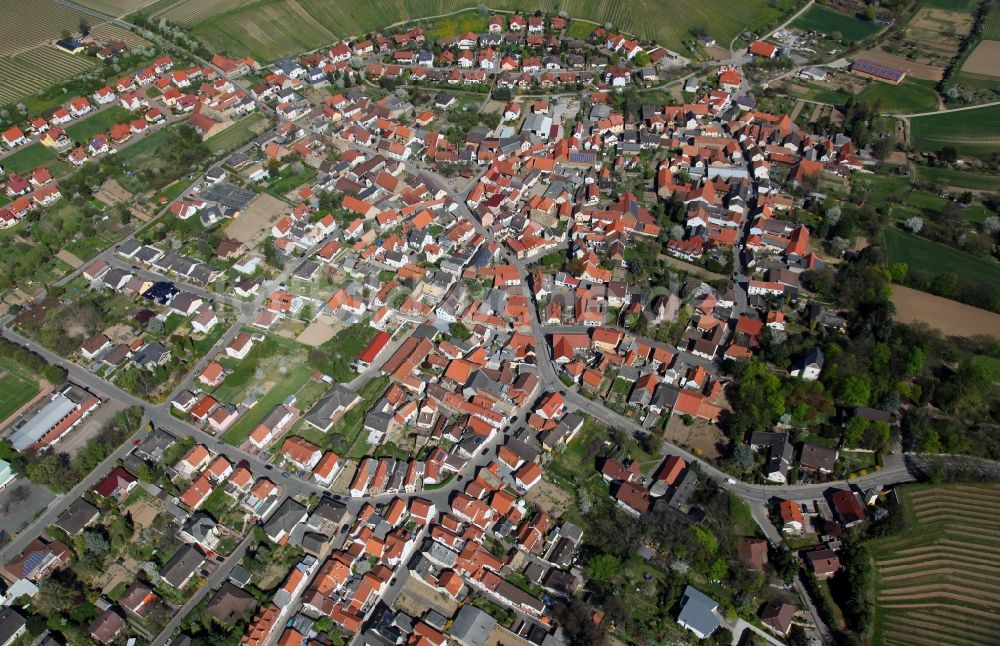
xmin=731 ymin=443 xmax=755 ymax=473
xmin=298 ymin=304 xmax=314 ymax=322
xmin=708 ymin=557 xmax=727 ymax=581
xmin=449 ymin=321 xmax=472 ymax=340
xmin=903 ymin=216 xmax=923 ymax=233
xmin=837 ymin=375 xmax=871 ymax=406
xmin=865 ymin=5 xmax=877 ymax=21
xmin=79 ymin=18 xmax=91 ymax=36
xmin=588 ymin=553 xmax=621 ymax=581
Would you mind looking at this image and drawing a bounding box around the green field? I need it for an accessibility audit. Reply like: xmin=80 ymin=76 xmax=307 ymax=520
xmin=982 ymin=0 xmax=1000 ymax=40
xmin=791 ymin=5 xmax=882 ymax=42
xmin=914 ymin=165 xmax=1000 ymax=191
xmin=65 ymin=106 xmax=132 ymax=142
xmin=884 ymin=227 xmax=1000 ymax=287
xmin=1 ymin=143 xmax=64 ymax=175
xmin=911 ymin=104 xmax=1000 ymax=155
xmin=167 ymin=0 xmax=799 ymax=62
xmin=427 ymin=13 xmax=487 ymax=39
xmin=0 ymin=371 xmax=40 ymax=423
xmin=206 ymin=113 xmax=269 ymax=154
xmin=860 ymin=79 xmax=940 ymax=115
xmin=870 ymin=484 xmax=1000 ymax=646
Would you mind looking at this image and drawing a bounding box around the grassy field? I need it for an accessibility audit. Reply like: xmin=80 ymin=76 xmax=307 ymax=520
xmin=161 ymin=0 xmax=798 ymax=62
xmin=0 ymin=371 xmax=40 ymax=423
xmin=860 ymin=78 xmax=940 ymax=114
xmin=65 ymin=106 xmax=132 ymax=142
xmin=1 ymin=143 xmax=67 ymax=176
xmin=870 ymin=484 xmax=1000 ymax=646
xmin=220 ymin=364 xmax=313 ymax=446
xmin=910 ymin=103 xmax=1000 ymax=155
xmin=884 ymin=227 xmax=1000 ymax=287
xmin=982 ymin=0 xmax=1000 ymax=40
xmin=206 ymin=113 xmax=269 ymax=154
xmin=72 ymin=0 xmax=158 ymax=16
xmin=791 ymin=5 xmax=882 ymax=42
xmin=427 ymin=12 xmax=487 ymax=39
xmin=914 ymin=165 xmax=1000 ymax=191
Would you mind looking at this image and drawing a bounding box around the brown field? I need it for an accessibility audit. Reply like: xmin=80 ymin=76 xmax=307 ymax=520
xmin=88 ymin=23 xmax=152 ymax=48
xmin=890 ymin=284 xmax=1000 ymax=338
xmin=224 ymin=193 xmax=287 ymax=244
xmin=524 ymin=480 xmax=574 ymax=517
xmin=665 ymin=414 xmax=725 ymax=459
xmin=0 ymin=0 xmax=92 ymax=57
xmin=297 ymin=319 xmax=339 ymax=347
xmin=961 ymin=39 xmax=1000 ymax=78
xmin=859 ymin=48 xmax=945 ymax=81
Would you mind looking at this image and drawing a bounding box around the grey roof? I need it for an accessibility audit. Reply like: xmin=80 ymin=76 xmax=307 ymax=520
xmin=160 ymin=544 xmax=204 ymax=588
xmin=9 ymin=392 xmax=79 ymax=451
xmin=677 ymin=585 xmax=720 ymax=637
xmin=55 ymin=498 xmax=100 ymax=535
xmin=263 ymin=498 xmax=307 ymax=539
xmin=450 ymin=605 xmax=497 ymax=646
xmin=0 ymin=608 xmax=25 ymax=645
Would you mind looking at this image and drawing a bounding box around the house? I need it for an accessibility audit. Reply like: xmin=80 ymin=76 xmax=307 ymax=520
xmin=198 ymin=361 xmax=226 ymax=387
xmin=119 ymin=580 xmax=158 ymax=617
xmin=80 ymin=333 xmax=112 ymax=360
xmin=800 ymin=443 xmax=837 ymax=473
xmin=226 ymin=332 xmax=255 ymax=359
xmin=262 ymin=498 xmax=308 ymax=543
xmin=676 ymin=586 xmax=721 ymax=639
xmin=55 ymin=498 xmax=100 ymax=536
xmin=804 ymin=548 xmax=841 ymax=579
xmin=748 ymin=41 xmax=779 ymax=58
xmin=89 ymin=608 xmax=125 ymax=644
xmin=281 ymin=436 xmax=322 ymax=471
xmin=249 ymin=405 xmax=295 ymax=449
xmin=760 ymin=600 xmax=796 ymax=636
xmin=778 ymin=499 xmax=804 ymax=533
xmin=304 ymin=385 xmax=362 ymax=432
xmin=738 ymin=538 xmax=768 ymax=570
xmin=0 ymin=609 xmax=26 ymax=646
xmin=160 ymin=544 xmax=205 ymax=589
xmin=831 ymin=489 xmax=866 ymax=527
xmin=93 ymin=466 xmax=137 ymax=499
xmin=3 ymin=537 xmax=72 ymax=582
xmin=791 ymin=347 xmax=823 ymax=380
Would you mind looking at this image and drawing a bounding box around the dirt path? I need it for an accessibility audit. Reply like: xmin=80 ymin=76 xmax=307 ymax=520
xmin=789 ymin=100 xmax=806 ymax=121
xmin=56 ymin=249 xmax=84 ymax=269
xmin=891 ymin=285 xmax=1000 ymax=338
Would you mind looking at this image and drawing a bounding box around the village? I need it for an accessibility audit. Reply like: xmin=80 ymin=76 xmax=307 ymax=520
xmin=0 ymin=1 xmax=997 ymax=646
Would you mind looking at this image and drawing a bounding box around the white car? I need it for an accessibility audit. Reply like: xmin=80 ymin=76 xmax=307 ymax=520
xmin=724 ymin=478 xmax=736 ymax=485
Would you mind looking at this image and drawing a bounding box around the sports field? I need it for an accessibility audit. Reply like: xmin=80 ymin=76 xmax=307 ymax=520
xmin=871 ymin=484 xmax=1000 ymax=646
xmin=153 ymin=0 xmax=797 ymax=62
xmin=910 ymin=104 xmax=1000 ymax=155
xmin=791 ymin=5 xmax=882 ymax=42
xmin=0 ymin=371 xmax=40 ymax=424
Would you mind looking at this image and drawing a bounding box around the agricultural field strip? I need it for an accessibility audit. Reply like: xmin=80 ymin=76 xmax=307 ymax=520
xmin=883 ymin=618 xmax=995 ymax=646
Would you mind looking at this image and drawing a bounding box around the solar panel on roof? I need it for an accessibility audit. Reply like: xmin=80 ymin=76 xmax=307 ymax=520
xmin=23 ymin=552 xmax=46 ymax=576
xmin=852 ymin=59 xmax=904 ymax=81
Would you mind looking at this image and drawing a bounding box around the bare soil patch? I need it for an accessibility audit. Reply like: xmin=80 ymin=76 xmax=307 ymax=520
xmin=297 ymin=319 xmax=338 ymax=347
xmin=393 ymin=574 xmax=458 ymax=617
xmin=961 ymin=40 xmax=1000 ymax=78
xmin=486 ymin=626 xmax=533 ymax=646
xmin=56 ymin=249 xmax=83 ymax=269
xmin=891 ymin=285 xmax=1000 ymax=338
xmin=524 ymin=480 xmax=573 ymax=517
xmin=860 ymin=49 xmax=945 ymax=81
xmin=95 ymin=178 xmax=132 ymax=206
xmin=665 ymin=414 xmax=724 ymax=459
xmin=224 ymin=193 xmax=287 ymax=245
xmin=124 ymin=498 xmax=162 ymax=528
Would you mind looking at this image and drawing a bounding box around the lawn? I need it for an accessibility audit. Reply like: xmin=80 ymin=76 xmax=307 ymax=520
xmin=914 ymin=165 xmax=1000 ymax=191
xmin=206 ymin=112 xmax=269 ymax=154
xmin=65 ymin=106 xmax=132 ymax=142
xmin=791 ymin=5 xmax=882 ymax=42
xmin=910 ymin=103 xmax=1000 ymax=155
xmin=883 ymin=227 xmax=1000 ymax=288
xmin=860 ymin=78 xmax=939 ymax=115
xmin=565 ymin=19 xmax=596 ymax=39
xmin=0 ymin=372 xmax=40 ymax=423
xmin=213 ymin=334 xmax=306 ymax=402
xmin=426 ymin=12 xmax=487 ymax=40
xmin=2 ymin=143 xmax=65 ymax=175
xmin=220 ymin=364 xmax=313 ymax=446
xmin=292 ymin=376 xmax=389 ymax=458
